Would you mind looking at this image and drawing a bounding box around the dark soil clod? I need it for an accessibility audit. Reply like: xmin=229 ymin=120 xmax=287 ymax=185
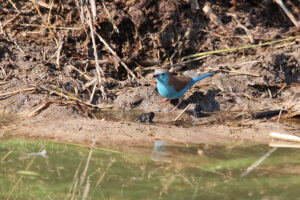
xmin=136 ymin=112 xmax=155 ymax=123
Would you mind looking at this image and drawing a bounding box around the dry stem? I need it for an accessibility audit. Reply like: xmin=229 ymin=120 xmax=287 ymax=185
xmin=86 ymin=6 xmax=107 ymax=100
xmin=174 ymin=104 xmax=191 ymax=122
xmin=0 ymin=87 xmax=36 ymax=98
xmin=275 ymin=0 xmax=300 ymax=28
xmin=30 ymin=0 xmax=58 ymax=44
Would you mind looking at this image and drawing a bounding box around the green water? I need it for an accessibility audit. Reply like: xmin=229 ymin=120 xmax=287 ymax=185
xmin=1 ymin=139 xmax=300 ymax=200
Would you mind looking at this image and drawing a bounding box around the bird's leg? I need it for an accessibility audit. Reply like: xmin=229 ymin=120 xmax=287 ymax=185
xmin=171 ymin=97 xmax=183 ymax=111
xmin=161 ymin=98 xmax=169 ymax=103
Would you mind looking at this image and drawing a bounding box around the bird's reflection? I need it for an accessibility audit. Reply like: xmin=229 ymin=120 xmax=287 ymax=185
xmin=151 ymin=140 xmax=171 ymax=162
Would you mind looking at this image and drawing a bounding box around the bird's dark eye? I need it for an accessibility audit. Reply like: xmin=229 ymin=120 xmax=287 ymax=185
xmin=161 ymin=73 xmax=165 ymax=76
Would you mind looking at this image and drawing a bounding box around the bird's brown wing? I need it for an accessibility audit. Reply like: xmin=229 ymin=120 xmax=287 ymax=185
xmin=168 ymin=75 xmax=192 ymax=92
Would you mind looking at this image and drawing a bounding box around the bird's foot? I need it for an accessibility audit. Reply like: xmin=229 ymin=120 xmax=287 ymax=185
xmin=170 ymin=106 xmax=178 ymax=112
xmin=170 ymin=99 xmax=182 ymax=112
xmin=161 ymin=98 xmax=169 ymax=103
xmin=170 ymin=103 xmax=181 ymax=112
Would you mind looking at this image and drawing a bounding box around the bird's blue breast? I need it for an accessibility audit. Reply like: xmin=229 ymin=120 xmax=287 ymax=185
xmin=157 ymin=81 xmax=188 ymax=99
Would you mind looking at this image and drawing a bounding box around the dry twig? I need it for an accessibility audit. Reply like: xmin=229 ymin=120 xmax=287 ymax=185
xmin=68 ymin=64 xmax=93 ymax=81
xmin=275 ymin=0 xmax=300 ymax=28
xmin=2 ymin=13 xmax=21 ymax=28
xmin=270 ymin=132 xmax=300 ymax=143
xmin=101 ymin=0 xmax=119 ymax=33
xmin=0 ymin=81 xmax=9 ymax=86
xmin=30 ymin=0 xmax=58 ymax=44
xmin=228 ymin=13 xmax=254 ymax=43
xmin=174 ymin=104 xmax=191 ymax=122
xmin=27 ymin=101 xmax=55 ymax=118
xmin=8 ymin=0 xmax=20 ymax=13
xmin=66 ymin=159 xmax=84 ymax=200
xmin=0 ymin=87 xmax=36 ymax=98
xmin=96 ymin=157 xmax=115 ymax=187
xmin=89 ymin=83 xmax=97 ymax=103
xmin=89 ymin=0 xmax=97 ymax=21
xmin=202 ymin=2 xmax=225 ymax=30
xmin=56 ymin=40 xmax=64 ymax=68
xmin=269 ymin=141 xmax=300 ymax=148
xmin=80 ymin=140 xmax=95 ymax=186
xmin=240 ymin=147 xmax=277 ymax=177
xmin=20 ymin=23 xmax=81 ymax=30
xmin=31 ymin=84 xmax=112 ymax=109
xmin=86 ymin=7 xmax=107 ymax=99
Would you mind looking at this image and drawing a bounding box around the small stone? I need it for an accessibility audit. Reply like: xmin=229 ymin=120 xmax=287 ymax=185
xmin=136 ymin=112 xmax=155 ymax=123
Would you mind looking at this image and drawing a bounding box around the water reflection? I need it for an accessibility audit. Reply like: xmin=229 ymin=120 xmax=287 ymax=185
xmin=1 ymin=138 xmax=300 ymax=199
xmin=151 ymin=140 xmax=170 ymax=162
xmin=25 ymin=149 xmax=47 ymax=158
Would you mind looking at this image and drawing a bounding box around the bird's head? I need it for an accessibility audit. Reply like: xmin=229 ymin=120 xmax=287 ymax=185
xmin=153 ymin=69 xmax=170 ymax=84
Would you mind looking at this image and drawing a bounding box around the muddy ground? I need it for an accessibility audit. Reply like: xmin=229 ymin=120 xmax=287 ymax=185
xmin=1 ymin=0 xmax=300 ymax=146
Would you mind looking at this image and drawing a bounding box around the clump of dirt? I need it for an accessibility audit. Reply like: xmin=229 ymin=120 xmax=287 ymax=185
xmin=1 ymin=0 xmax=300 ymax=144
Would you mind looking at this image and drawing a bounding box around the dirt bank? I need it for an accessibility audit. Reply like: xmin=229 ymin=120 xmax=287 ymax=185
xmin=2 ymin=104 xmax=299 ymax=146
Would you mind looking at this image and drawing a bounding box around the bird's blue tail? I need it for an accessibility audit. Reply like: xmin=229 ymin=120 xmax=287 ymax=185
xmin=192 ymin=72 xmax=215 ymax=83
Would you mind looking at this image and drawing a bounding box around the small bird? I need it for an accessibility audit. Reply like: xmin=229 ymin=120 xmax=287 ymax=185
xmin=153 ymin=69 xmax=214 ymax=110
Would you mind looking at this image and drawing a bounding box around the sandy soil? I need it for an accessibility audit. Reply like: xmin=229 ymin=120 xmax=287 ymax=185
xmin=1 ymin=104 xmax=299 ymax=147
